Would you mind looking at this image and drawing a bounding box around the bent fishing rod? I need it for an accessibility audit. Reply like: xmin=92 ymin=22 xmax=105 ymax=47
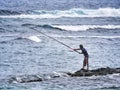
xmin=30 ymin=27 xmax=81 ymax=54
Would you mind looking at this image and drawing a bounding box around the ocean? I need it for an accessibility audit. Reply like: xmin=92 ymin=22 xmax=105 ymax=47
xmin=0 ymin=0 xmax=120 ymax=90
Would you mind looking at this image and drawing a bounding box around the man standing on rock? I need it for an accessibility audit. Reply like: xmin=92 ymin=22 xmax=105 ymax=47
xmin=73 ymin=44 xmax=89 ymax=70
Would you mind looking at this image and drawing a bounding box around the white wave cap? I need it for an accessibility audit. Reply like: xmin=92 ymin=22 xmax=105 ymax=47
xmin=0 ymin=8 xmax=120 ymax=18
xmin=49 ymin=35 xmax=120 ymax=39
xmin=52 ymin=25 xmax=120 ymax=31
xmin=27 ymin=35 xmax=41 ymax=42
xmin=85 ymin=8 xmax=120 ymax=17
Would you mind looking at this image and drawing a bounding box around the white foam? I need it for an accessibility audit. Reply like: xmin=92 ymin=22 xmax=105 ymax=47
xmin=89 ymin=36 xmax=120 ymax=39
xmin=15 ymin=76 xmax=22 ymax=83
xmin=107 ymin=73 xmax=120 ymax=80
xmin=0 ymin=8 xmax=120 ymax=19
xmin=53 ymin=71 xmax=69 ymax=77
xmin=49 ymin=35 xmax=120 ymax=39
xmin=52 ymin=25 xmax=120 ymax=31
xmin=0 ymin=14 xmax=61 ymax=19
xmin=26 ymin=35 xmax=41 ymax=42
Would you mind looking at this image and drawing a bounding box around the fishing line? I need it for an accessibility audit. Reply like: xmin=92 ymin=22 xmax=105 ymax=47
xmin=30 ymin=27 xmax=81 ymax=54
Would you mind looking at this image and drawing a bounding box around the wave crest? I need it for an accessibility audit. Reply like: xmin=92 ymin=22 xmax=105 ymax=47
xmin=52 ymin=25 xmax=120 ymax=31
xmin=0 ymin=8 xmax=120 ymax=18
xmin=0 ymin=10 xmax=21 ymax=15
xmin=22 ymin=23 xmax=120 ymax=31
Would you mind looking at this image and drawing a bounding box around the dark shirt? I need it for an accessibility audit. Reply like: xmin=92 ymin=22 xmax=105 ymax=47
xmin=81 ymin=48 xmax=89 ymax=57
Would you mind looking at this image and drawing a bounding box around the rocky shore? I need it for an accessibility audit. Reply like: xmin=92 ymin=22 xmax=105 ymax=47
xmin=8 ymin=67 xmax=120 ymax=83
xmin=67 ymin=67 xmax=120 ymax=77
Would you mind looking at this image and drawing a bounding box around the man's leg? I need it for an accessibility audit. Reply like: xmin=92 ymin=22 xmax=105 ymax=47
xmin=83 ymin=58 xmax=86 ymax=69
xmin=83 ymin=57 xmax=89 ymax=70
xmin=87 ymin=58 xmax=89 ymax=70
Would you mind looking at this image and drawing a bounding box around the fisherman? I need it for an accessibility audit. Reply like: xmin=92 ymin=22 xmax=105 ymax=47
xmin=73 ymin=44 xmax=89 ymax=70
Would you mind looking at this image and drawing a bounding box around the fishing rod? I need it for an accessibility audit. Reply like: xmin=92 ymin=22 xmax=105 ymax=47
xmin=30 ymin=27 xmax=81 ymax=54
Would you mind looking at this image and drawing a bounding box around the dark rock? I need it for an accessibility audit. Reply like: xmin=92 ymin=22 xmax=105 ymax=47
xmin=8 ymin=67 xmax=120 ymax=83
xmin=9 ymin=75 xmax=42 ymax=83
xmin=67 ymin=67 xmax=120 ymax=77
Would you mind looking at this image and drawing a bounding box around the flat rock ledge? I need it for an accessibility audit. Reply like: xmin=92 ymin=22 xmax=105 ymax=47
xmin=67 ymin=67 xmax=120 ymax=77
xmin=8 ymin=67 xmax=120 ymax=83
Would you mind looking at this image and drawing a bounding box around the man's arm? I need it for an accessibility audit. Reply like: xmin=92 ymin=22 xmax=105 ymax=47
xmin=73 ymin=48 xmax=80 ymax=51
xmin=72 ymin=48 xmax=83 ymax=54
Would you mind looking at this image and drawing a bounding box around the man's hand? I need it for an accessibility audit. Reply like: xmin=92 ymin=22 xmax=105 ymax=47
xmin=72 ymin=49 xmax=76 ymax=51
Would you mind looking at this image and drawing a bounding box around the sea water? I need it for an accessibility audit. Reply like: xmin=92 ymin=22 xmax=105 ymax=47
xmin=0 ymin=0 xmax=120 ymax=90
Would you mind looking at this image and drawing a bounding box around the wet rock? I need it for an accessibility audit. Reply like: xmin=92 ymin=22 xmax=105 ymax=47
xmin=67 ymin=67 xmax=120 ymax=77
xmin=9 ymin=75 xmax=42 ymax=83
xmin=8 ymin=67 xmax=120 ymax=83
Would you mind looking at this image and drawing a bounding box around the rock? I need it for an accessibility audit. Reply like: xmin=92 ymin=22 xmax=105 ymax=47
xmin=67 ymin=67 xmax=120 ymax=77
xmin=8 ymin=67 xmax=120 ymax=83
xmin=9 ymin=75 xmax=42 ymax=83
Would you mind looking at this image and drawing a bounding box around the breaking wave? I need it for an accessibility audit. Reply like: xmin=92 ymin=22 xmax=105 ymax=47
xmin=8 ymin=72 xmax=68 ymax=83
xmin=22 ymin=24 xmax=63 ymax=30
xmin=49 ymin=35 xmax=120 ymax=39
xmin=51 ymin=25 xmax=120 ymax=31
xmin=0 ymin=8 xmax=120 ymax=18
xmin=0 ymin=10 xmax=21 ymax=15
xmin=0 ymin=35 xmax=41 ymax=43
xmin=22 ymin=23 xmax=120 ymax=31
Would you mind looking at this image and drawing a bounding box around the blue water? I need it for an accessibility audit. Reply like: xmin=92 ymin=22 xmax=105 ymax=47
xmin=0 ymin=0 xmax=120 ymax=90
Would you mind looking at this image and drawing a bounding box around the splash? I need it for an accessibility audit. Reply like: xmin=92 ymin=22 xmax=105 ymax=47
xmin=25 ymin=36 xmax=41 ymax=42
